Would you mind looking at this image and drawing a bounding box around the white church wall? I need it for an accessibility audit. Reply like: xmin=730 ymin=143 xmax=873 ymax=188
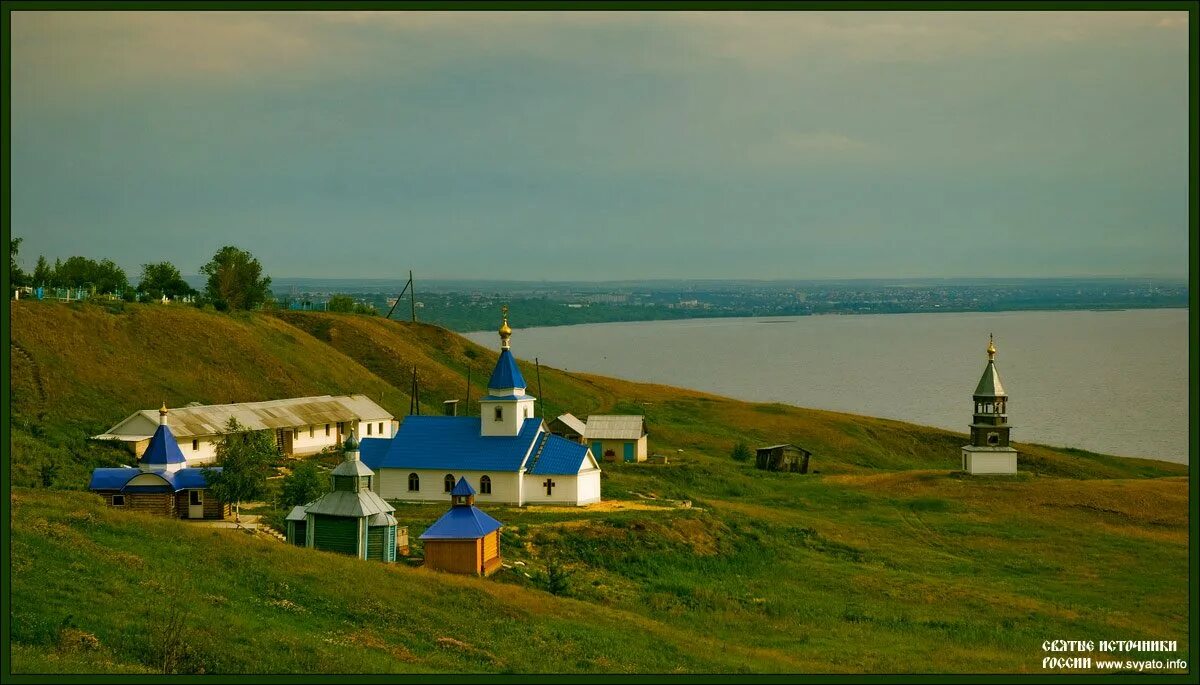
xmin=575 ymin=469 xmax=602 ymax=505
xmin=523 ymin=472 xmax=580 ymax=506
xmin=377 ymin=468 xmax=524 ymax=504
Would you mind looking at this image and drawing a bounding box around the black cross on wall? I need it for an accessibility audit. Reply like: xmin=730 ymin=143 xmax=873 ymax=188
xmin=543 ymin=478 xmax=555 ymax=496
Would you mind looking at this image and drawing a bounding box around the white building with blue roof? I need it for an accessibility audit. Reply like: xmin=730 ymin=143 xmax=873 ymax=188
xmin=360 ymin=309 xmax=601 ymax=506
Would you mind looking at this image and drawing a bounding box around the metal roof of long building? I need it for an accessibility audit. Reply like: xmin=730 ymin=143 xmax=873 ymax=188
xmin=584 ymin=415 xmax=646 ymax=440
xmin=360 ymin=416 xmax=543 ymax=472
xmin=419 ymin=505 xmax=503 ymax=540
xmin=93 ymin=395 xmax=393 ymax=441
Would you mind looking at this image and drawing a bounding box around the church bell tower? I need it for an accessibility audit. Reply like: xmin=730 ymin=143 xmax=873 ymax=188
xmin=479 ymin=306 xmax=538 ymax=437
xmin=961 ymin=334 xmax=1019 ymax=474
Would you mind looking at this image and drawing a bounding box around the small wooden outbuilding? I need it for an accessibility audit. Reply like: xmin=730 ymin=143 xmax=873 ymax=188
xmin=420 ymin=477 xmax=503 ymax=576
xmin=755 ymin=444 xmax=813 ymax=474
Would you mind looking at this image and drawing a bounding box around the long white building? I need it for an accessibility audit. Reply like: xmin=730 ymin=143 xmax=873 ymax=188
xmin=93 ymin=395 xmax=395 ymax=465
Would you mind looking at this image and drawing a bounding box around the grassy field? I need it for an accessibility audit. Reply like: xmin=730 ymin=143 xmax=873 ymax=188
xmin=7 ymin=300 xmax=1191 ymax=674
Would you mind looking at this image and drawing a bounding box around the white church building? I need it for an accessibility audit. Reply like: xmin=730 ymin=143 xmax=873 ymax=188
xmin=360 ymin=309 xmax=601 ymax=506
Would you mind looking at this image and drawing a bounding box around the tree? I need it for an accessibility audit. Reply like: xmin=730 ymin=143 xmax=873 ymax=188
xmin=32 ymin=256 xmax=55 ymax=287
xmin=55 ymin=256 xmax=128 ymax=294
xmin=280 ymin=460 xmax=326 ymax=508
xmin=199 ymin=246 xmax=272 ymax=311
xmin=731 ymin=440 xmax=752 ymax=462
xmin=204 ymin=418 xmax=277 ymax=521
xmin=327 ymin=294 xmax=355 ymax=313
xmin=10 ymin=238 xmax=27 ymax=288
xmin=138 ymin=261 xmax=194 ymax=300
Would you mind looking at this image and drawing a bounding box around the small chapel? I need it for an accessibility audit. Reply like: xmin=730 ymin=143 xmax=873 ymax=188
xmin=359 ymin=308 xmax=601 ymax=506
xmin=961 ymin=334 xmax=1019 ymax=475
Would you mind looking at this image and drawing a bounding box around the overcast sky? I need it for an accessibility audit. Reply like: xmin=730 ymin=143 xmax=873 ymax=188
xmin=10 ymin=11 xmax=1190 ymax=280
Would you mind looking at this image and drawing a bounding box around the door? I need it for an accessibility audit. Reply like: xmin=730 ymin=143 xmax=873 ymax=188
xmin=623 ymin=442 xmax=635 ymax=463
xmin=592 ymin=442 xmax=604 ymax=463
xmin=188 ymin=489 xmax=205 ymax=519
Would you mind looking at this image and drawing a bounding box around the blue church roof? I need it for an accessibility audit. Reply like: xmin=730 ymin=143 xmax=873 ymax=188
xmin=528 ymin=434 xmax=593 ymax=475
xmin=88 ymin=467 xmax=221 ymax=492
xmin=487 ymin=349 xmax=527 ymax=390
xmin=419 ymin=505 xmax=503 ymax=540
xmin=451 ymin=476 xmax=476 ymax=496
xmin=360 ymin=416 xmax=543 ymax=472
xmin=140 ymin=423 xmax=188 ymax=466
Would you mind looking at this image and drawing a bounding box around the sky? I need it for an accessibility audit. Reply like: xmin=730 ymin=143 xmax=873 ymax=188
xmin=9 ymin=11 xmax=1191 ymax=281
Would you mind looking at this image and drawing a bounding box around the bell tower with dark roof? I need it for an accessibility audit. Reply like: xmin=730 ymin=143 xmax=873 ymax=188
xmin=961 ymin=334 xmax=1019 ymax=474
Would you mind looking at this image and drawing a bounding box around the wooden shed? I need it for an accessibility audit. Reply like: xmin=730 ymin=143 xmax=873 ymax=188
xmin=755 ymin=444 xmax=813 ymax=473
xmin=421 ymin=477 xmax=503 ymax=576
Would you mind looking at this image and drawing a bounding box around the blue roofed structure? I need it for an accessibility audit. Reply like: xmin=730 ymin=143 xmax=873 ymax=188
xmin=88 ymin=467 xmax=221 ymax=492
xmin=364 ymin=309 xmax=601 ymax=507
xmin=419 ymin=505 xmax=503 ymax=540
xmin=361 ymin=416 xmax=543 ymax=472
xmin=88 ymin=403 xmax=230 ymax=519
xmin=140 ymin=422 xmax=187 ymax=467
xmin=527 ymin=434 xmax=593 ymax=475
xmin=487 ymin=348 xmax=527 ymax=390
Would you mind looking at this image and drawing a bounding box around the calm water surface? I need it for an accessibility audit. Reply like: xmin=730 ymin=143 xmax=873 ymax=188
xmin=467 ymin=309 xmax=1189 ymax=463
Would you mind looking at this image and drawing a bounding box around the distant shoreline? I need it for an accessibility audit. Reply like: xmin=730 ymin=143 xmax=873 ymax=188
xmin=458 ymin=304 xmax=1188 ymax=334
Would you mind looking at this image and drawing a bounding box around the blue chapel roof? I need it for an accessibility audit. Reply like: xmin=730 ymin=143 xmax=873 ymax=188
xmin=451 ymin=476 xmax=476 ymax=496
xmin=140 ymin=423 xmax=188 ymax=466
xmin=88 ymin=467 xmax=220 ymax=492
xmin=360 ymin=416 xmax=543 ymax=472
xmin=487 ymin=348 xmax=527 ymax=390
xmin=419 ymin=505 xmax=503 ymax=540
xmin=527 ymin=434 xmax=594 ymax=475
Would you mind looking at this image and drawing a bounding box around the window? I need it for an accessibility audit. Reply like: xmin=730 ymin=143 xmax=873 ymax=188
xmin=189 ymin=490 xmax=203 ymax=505
xmin=480 ymin=475 xmax=492 ymax=495
xmin=367 ymin=423 xmax=373 ymax=436
xmin=309 ymin=425 xmax=314 ymax=438
xmin=494 ymin=407 xmax=503 ymax=422
xmin=192 ymin=439 xmax=199 ymax=451
xmin=292 ymin=428 xmax=298 ymax=440
xmin=408 ymin=473 xmax=420 ymax=491
xmin=444 ymin=474 xmax=455 ymax=492
xmin=987 ymin=433 xmax=1000 ymax=446
xmin=112 ymin=494 xmax=125 ymax=506
xmin=325 ymin=424 xmax=330 ymax=437
xmin=337 ymin=421 xmax=344 ymax=434
xmin=524 ymin=408 xmax=529 ymax=419
xmin=378 ymin=422 xmax=384 ymax=435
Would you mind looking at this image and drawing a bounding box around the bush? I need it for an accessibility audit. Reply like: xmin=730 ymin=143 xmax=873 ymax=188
xmin=730 ymin=441 xmax=752 ymax=462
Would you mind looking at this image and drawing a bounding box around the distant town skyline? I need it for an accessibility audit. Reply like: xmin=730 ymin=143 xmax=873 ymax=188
xmin=10 ymin=10 xmax=1190 ymax=280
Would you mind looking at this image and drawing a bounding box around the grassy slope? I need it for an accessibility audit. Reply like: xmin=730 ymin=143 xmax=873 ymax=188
xmin=8 ymin=302 xmax=1191 ymax=674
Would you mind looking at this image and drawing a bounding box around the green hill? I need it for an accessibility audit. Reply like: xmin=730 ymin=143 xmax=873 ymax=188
xmin=7 ymin=300 xmax=1190 ymax=674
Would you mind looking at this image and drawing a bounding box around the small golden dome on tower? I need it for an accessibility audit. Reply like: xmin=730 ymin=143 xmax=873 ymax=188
xmin=498 ymin=305 xmax=512 ymax=348
xmin=986 ymin=333 xmax=997 ymax=361
xmin=159 ymin=401 xmax=169 ymax=417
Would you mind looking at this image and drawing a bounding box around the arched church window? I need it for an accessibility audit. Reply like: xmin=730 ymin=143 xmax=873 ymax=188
xmin=444 ymin=474 xmax=455 ymax=492
xmin=408 ymin=473 xmax=420 ymax=491
xmin=480 ymin=475 xmax=492 ymax=494
xmin=987 ymin=433 xmax=999 ymax=446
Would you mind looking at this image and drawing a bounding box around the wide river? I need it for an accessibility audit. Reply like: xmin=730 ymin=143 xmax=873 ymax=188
xmin=467 ymin=308 xmax=1189 ymax=463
